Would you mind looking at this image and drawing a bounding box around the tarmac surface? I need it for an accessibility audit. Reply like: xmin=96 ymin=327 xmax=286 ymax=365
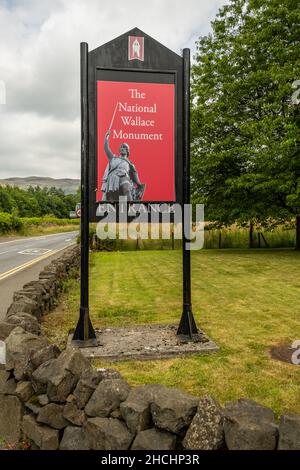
xmin=0 ymin=231 xmax=78 ymax=320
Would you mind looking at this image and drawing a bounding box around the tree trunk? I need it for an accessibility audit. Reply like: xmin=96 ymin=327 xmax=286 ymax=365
xmin=249 ymin=222 xmax=254 ymax=249
xmin=296 ymin=216 xmax=300 ymax=250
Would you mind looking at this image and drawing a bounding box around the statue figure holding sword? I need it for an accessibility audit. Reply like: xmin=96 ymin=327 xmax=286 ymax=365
xmin=101 ymin=102 xmax=145 ymax=202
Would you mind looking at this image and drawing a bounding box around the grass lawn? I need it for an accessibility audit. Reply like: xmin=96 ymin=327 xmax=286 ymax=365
xmin=42 ymin=249 xmax=300 ymax=417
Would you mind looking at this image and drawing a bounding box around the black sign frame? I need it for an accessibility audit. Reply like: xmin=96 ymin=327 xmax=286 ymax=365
xmin=87 ymin=28 xmax=184 ymax=221
xmin=72 ymin=28 xmax=198 ymax=346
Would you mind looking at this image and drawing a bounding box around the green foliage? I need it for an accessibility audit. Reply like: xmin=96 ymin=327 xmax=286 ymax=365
xmin=204 ymin=226 xmax=295 ymax=249
xmin=0 ymin=212 xmax=23 ymax=233
xmin=20 ymin=216 xmax=80 ymax=227
xmin=0 ymin=185 xmax=80 ymax=218
xmin=191 ymin=0 xmax=300 ymax=226
xmin=0 ymin=212 xmax=79 ymax=234
xmin=87 ymin=223 xmax=294 ymax=250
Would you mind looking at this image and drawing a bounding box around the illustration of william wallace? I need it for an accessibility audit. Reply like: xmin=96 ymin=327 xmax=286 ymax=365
xmin=132 ymin=39 xmax=141 ymax=58
xmin=101 ymin=130 xmax=145 ymax=202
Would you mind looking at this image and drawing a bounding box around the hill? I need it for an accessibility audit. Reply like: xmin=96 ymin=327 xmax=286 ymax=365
xmin=0 ymin=176 xmax=80 ymax=195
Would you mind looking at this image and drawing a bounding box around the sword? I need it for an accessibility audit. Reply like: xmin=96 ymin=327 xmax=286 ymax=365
xmin=108 ymin=102 xmax=119 ymax=132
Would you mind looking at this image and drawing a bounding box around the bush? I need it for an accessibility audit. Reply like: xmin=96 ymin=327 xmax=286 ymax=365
xmin=21 ymin=216 xmax=80 ymax=227
xmin=0 ymin=212 xmax=79 ymax=235
xmin=0 ymin=212 xmax=24 ymax=233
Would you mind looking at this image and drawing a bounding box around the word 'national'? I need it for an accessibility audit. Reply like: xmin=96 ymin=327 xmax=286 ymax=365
xmin=118 ymin=102 xmax=157 ymax=113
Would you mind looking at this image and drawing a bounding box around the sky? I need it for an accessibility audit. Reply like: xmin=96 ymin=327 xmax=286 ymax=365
xmin=0 ymin=0 xmax=227 ymax=179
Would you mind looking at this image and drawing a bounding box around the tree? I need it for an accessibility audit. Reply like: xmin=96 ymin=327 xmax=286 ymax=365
xmin=191 ymin=0 xmax=300 ymax=246
xmin=0 ymin=185 xmax=79 ymax=218
xmin=0 ymin=187 xmax=14 ymax=213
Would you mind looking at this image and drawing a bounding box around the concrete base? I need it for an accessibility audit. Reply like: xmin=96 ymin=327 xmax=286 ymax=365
xmin=67 ymin=324 xmax=219 ymax=361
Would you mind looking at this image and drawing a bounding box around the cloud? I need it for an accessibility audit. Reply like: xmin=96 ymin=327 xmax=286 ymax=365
xmin=0 ymin=110 xmax=80 ymax=178
xmin=0 ymin=0 xmax=227 ymax=178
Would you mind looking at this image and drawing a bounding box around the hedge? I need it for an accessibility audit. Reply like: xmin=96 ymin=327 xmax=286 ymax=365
xmin=0 ymin=212 xmax=80 ymax=234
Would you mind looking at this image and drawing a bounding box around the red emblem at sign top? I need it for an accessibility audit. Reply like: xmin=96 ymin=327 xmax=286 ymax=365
xmin=128 ymin=36 xmax=144 ymax=61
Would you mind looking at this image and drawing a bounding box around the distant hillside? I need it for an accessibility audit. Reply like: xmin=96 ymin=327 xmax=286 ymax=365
xmin=0 ymin=176 xmax=80 ymax=195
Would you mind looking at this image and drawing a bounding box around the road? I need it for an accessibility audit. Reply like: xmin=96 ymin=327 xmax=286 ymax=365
xmin=0 ymin=231 xmax=78 ymax=320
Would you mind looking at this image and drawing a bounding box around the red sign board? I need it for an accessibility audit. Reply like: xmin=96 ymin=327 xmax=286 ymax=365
xmin=96 ymin=80 xmax=175 ymax=202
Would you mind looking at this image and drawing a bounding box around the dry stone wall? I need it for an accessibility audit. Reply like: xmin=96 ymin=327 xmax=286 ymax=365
xmin=0 ymin=246 xmax=300 ymax=450
xmin=0 ymin=245 xmax=80 ymax=341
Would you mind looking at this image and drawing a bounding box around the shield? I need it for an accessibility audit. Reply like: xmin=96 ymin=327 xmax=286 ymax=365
xmin=132 ymin=183 xmax=146 ymax=201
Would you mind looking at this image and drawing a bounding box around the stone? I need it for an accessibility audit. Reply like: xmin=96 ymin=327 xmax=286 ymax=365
xmin=0 ymin=321 xmax=15 ymax=341
xmin=15 ymin=381 xmax=34 ymax=402
xmin=150 ymin=385 xmax=198 ymax=434
xmin=59 ymin=426 xmax=90 ymax=450
xmin=63 ymin=400 xmax=86 ymax=426
xmin=31 ymin=358 xmax=56 ymax=394
xmin=37 ymin=394 xmax=49 ymax=406
xmin=66 ymin=393 xmax=75 ymax=402
xmin=46 ymin=349 xmax=91 ymax=402
xmin=25 ymin=399 xmax=43 ymax=415
xmin=183 ymin=396 xmax=224 ymax=450
xmin=6 ymin=313 xmax=41 ymax=336
xmin=50 ymin=260 xmax=67 ymax=276
xmin=5 ymin=327 xmax=48 ymax=381
xmin=30 ymin=344 xmax=61 ymax=369
xmin=13 ymin=290 xmax=45 ymax=309
xmin=84 ymin=417 xmax=133 ymax=450
xmin=6 ymin=298 xmax=42 ymax=321
xmin=32 ymin=348 xmax=91 ymax=402
xmin=39 ymin=273 xmax=58 ymax=289
xmin=25 ymin=344 xmax=61 ymax=378
xmin=97 ymin=368 xmax=123 ymax=381
xmin=0 ymin=369 xmax=10 ymax=391
xmin=85 ymin=379 xmax=130 ymax=418
xmin=131 ymin=428 xmax=177 ymax=450
xmin=36 ymin=403 xmax=68 ymax=429
xmin=41 ymin=265 xmax=65 ymax=282
xmin=224 ymin=399 xmax=278 ymax=450
xmin=38 ymin=277 xmax=58 ymax=298
xmin=22 ymin=282 xmax=51 ymax=310
xmin=0 ymin=395 xmax=23 ymax=445
xmin=278 ymin=413 xmax=300 ymax=450
xmin=73 ymin=368 xmax=101 ymax=409
xmin=29 ymin=442 xmax=40 ymax=450
xmin=120 ymin=384 xmax=164 ymax=434
xmin=110 ymin=409 xmax=122 ymax=419
xmin=0 ymin=375 xmax=16 ymax=394
xmin=37 ymin=403 xmax=68 ymax=430
xmin=22 ymin=414 xmax=59 ymax=450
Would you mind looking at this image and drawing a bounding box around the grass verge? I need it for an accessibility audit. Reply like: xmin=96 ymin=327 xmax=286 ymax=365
xmin=42 ymin=249 xmax=300 ymax=416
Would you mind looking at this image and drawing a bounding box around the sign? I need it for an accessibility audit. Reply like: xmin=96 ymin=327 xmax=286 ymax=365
xmin=73 ymin=28 xmax=198 ymax=345
xmin=87 ymin=27 xmax=184 ymax=221
xmin=96 ymin=80 xmax=175 ymax=202
xmin=75 ymin=203 xmax=81 ymax=218
xmin=128 ymin=36 xmax=144 ymax=61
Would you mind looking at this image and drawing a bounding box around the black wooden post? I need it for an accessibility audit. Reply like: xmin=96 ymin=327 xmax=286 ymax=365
xmin=72 ymin=42 xmax=97 ymax=347
xmin=177 ymin=48 xmax=199 ymax=341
